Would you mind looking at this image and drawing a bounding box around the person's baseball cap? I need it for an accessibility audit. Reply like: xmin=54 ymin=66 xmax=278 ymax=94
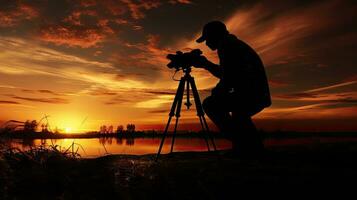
xmin=196 ymin=21 xmax=228 ymax=43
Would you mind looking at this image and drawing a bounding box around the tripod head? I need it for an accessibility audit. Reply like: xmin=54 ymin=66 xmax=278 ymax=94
xmin=182 ymin=66 xmax=192 ymax=76
xmin=166 ymin=49 xmax=203 ymax=71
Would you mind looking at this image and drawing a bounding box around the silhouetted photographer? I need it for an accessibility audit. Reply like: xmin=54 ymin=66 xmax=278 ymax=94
xmin=194 ymin=21 xmax=271 ymax=157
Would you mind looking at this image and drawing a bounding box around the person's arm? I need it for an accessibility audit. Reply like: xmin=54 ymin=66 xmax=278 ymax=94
xmin=192 ymin=56 xmax=222 ymax=78
xmin=203 ymin=60 xmax=222 ymax=79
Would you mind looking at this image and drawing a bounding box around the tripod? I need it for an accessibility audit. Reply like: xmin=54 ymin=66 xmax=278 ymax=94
xmin=156 ymin=67 xmax=217 ymax=161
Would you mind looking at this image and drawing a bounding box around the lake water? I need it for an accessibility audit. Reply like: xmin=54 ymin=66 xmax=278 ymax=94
xmin=6 ymin=137 xmax=232 ymax=158
xmin=5 ymin=136 xmax=357 ymax=158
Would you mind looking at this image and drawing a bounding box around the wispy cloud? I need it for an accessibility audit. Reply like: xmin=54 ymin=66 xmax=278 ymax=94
xmin=0 ymin=37 xmax=148 ymax=91
xmin=12 ymin=96 xmax=70 ymax=104
xmin=0 ymin=100 xmax=20 ymax=105
xmin=224 ymin=0 xmax=357 ymax=67
xmin=306 ymin=80 xmax=357 ymax=93
xmin=147 ymin=109 xmax=169 ymax=114
xmin=37 ymin=90 xmax=62 ymax=96
xmin=264 ymin=79 xmax=357 ymax=119
xmin=274 ymin=80 xmax=357 ymax=102
xmin=0 ymin=85 xmax=17 ymax=89
xmin=258 ymin=104 xmax=357 ymax=120
xmin=118 ymin=34 xmax=172 ymax=68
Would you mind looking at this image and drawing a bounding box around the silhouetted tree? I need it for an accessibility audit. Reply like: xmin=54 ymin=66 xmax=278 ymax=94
xmin=24 ymin=120 xmax=31 ymax=132
xmin=126 ymin=124 xmax=135 ymax=132
xmin=23 ymin=120 xmax=37 ymax=132
xmin=108 ymin=125 xmax=113 ymax=134
xmin=116 ymin=125 xmax=124 ymax=133
xmin=99 ymin=125 xmax=107 ymax=134
xmin=41 ymin=123 xmax=49 ymax=133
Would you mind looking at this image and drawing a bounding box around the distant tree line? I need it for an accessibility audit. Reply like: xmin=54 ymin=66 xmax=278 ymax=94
xmin=99 ymin=124 xmax=135 ymax=134
xmin=23 ymin=120 xmax=38 ymax=132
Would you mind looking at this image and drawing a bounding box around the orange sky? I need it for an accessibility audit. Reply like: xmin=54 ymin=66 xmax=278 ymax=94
xmin=0 ymin=0 xmax=356 ymax=133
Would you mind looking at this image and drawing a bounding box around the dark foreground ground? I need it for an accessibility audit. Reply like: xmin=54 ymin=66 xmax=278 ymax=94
xmin=1 ymin=141 xmax=357 ymax=199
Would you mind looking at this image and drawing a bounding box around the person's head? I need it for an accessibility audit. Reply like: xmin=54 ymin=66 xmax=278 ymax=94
xmin=196 ymin=21 xmax=228 ymax=50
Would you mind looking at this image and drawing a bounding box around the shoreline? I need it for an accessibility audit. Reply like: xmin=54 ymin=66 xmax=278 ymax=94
xmin=1 ymin=130 xmax=356 ymax=140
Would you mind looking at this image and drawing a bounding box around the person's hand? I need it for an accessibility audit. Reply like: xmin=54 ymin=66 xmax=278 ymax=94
xmin=192 ymin=55 xmax=208 ymax=68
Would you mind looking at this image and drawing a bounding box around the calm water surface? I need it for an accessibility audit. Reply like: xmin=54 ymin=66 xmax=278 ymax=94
xmin=8 ymin=137 xmax=231 ymax=158
xmin=6 ymin=136 xmax=357 ymax=158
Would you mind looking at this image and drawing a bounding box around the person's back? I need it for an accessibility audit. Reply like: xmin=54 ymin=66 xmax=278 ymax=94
xmin=218 ymin=34 xmax=271 ymax=115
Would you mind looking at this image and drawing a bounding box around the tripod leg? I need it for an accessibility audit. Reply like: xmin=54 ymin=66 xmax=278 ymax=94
xmin=202 ymin=115 xmax=217 ymax=151
xmin=170 ymin=80 xmax=185 ymax=153
xmin=198 ymin=115 xmax=211 ymax=151
xmin=156 ymin=78 xmax=186 ymax=161
xmin=189 ymin=76 xmax=217 ymax=151
xmin=185 ymin=78 xmax=192 ymax=109
xmin=170 ymin=118 xmax=179 ymax=153
xmin=156 ymin=116 xmax=173 ymax=161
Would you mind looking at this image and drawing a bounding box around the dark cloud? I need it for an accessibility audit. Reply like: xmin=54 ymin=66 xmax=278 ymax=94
xmin=0 ymin=1 xmax=38 ymax=27
xmin=13 ymin=96 xmax=70 ymax=104
xmin=318 ymin=101 xmax=357 ymax=109
xmin=104 ymin=101 xmax=119 ymax=105
xmin=33 ymin=1 xmax=122 ymax=48
xmin=104 ymin=97 xmax=135 ymax=105
xmin=115 ymin=73 xmax=145 ymax=80
xmin=147 ymin=109 xmax=168 ymax=113
xmin=121 ymin=0 xmax=161 ymax=20
xmin=268 ymin=79 xmax=290 ymax=88
xmin=87 ymin=89 xmax=117 ymax=96
xmin=344 ymin=74 xmax=357 ymax=82
xmin=21 ymin=89 xmax=35 ymax=93
xmin=37 ymin=90 xmax=60 ymax=95
xmin=0 ymin=100 xmax=20 ymax=105
xmin=169 ymin=0 xmax=192 ymax=4
xmin=21 ymin=89 xmax=68 ymax=96
xmin=144 ymin=90 xmax=176 ymax=95
xmin=275 ymin=92 xmax=319 ymax=100
xmin=0 ymin=0 xmax=192 ymax=48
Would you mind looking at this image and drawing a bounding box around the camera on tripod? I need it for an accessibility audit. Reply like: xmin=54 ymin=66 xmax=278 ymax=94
xmin=167 ymin=49 xmax=203 ymax=70
xmin=156 ymin=48 xmax=216 ymax=161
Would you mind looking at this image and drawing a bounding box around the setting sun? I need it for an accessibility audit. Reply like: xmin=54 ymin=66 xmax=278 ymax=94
xmin=65 ymin=127 xmax=72 ymax=134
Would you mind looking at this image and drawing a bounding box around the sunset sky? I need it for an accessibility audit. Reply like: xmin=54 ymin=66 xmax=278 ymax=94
xmin=0 ymin=0 xmax=356 ymax=133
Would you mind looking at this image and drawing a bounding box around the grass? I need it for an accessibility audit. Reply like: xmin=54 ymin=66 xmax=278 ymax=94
xmin=0 ymin=142 xmax=88 ymax=199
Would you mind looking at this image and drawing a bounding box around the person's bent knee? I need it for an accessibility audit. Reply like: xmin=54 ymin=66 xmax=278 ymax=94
xmin=202 ymin=97 xmax=212 ymax=113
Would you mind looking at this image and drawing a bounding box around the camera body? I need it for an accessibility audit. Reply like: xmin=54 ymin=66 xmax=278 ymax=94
xmin=167 ymin=49 xmax=203 ymax=70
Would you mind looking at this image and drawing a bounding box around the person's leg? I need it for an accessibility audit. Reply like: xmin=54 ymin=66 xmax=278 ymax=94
xmin=202 ymin=96 xmax=232 ymax=135
xmin=231 ymin=112 xmax=264 ymax=157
